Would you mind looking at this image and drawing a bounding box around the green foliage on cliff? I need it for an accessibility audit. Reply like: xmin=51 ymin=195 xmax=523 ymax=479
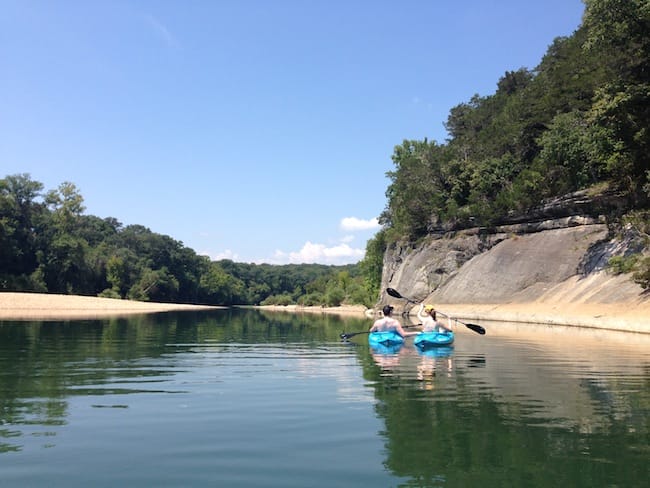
xmin=607 ymin=209 xmax=650 ymax=288
xmin=367 ymin=0 xmax=650 ymax=290
xmin=379 ymin=0 xmax=650 ymax=244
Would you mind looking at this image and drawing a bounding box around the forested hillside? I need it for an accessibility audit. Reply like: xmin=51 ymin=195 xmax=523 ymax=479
xmin=362 ymin=0 xmax=649 ymax=289
xmin=0 ymin=174 xmax=371 ymax=306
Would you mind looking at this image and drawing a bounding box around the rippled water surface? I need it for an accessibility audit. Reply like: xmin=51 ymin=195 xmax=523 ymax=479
xmin=1 ymin=309 xmax=649 ymax=487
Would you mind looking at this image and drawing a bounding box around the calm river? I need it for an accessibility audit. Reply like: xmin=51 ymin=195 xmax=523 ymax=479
xmin=1 ymin=309 xmax=648 ymax=487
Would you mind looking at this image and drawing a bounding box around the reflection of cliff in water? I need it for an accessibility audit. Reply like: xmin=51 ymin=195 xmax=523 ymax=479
xmin=361 ymin=324 xmax=650 ymax=486
xmin=469 ymin=322 xmax=650 ymax=432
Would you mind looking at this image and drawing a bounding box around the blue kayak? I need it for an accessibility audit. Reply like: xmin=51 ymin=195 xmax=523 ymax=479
xmin=369 ymin=342 xmax=403 ymax=355
xmin=368 ymin=331 xmax=405 ymax=347
xmin=414 ymin=330 xmax=454 ymax=348
xmin=417 ymin=345 xmax=454 ymax=358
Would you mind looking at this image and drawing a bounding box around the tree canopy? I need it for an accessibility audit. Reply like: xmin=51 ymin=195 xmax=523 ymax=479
xmin=0 ymin=173 xmax=371 ymax=306
xmin=379 ymin=0 xmax=649 ymax=244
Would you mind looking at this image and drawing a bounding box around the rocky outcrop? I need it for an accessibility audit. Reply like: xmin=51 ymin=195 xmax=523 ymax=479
xmin=379 ymin=216 xmax=650 ymax=331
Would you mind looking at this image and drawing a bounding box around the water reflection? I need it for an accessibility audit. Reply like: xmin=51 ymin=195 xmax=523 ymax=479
xmin=0 ymin=309 xmax=353 ymax=453
xmin=0 ymin=311 xmax=648 ymax=487
xmin=369 ymin=342 xmax=455 ymax=384
xmin=361 ymin=322 xmax=650 ymax=487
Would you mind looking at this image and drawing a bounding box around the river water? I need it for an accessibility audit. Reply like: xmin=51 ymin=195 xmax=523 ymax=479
xmin=1 ymin=309 xmax=648 ymax=487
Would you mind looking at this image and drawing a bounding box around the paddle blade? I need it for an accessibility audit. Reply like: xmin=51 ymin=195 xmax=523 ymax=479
xmin=465 ymin=323 xmax=486 ymax=335
xmin=386 ymin=288 xmax=403 ymax=299
xmin=340 ymin=331 xmax=370 ymax=340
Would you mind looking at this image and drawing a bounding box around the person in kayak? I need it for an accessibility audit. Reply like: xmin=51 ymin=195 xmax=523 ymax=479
xmin=370 ymin=305 xmax=417 ymax=337
xmin=417 ymin=304 xmax=453 ymax=333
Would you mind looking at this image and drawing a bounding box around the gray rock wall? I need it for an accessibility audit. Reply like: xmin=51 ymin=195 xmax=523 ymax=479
xmin=379 ymin=218 xmax=645 ymax=311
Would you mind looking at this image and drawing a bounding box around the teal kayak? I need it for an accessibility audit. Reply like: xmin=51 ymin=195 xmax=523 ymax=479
xmin=369 ymin=341 xmax=403 ymax=355
xmin=417 ymin=345 xmax=454 ymax=358
xmin=414 ymin=330 xmax=454 ymax=348
xmin=368 ymin=331 xmax=405 ymax=347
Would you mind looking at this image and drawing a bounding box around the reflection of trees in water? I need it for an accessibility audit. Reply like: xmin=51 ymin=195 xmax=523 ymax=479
xmin=0 ymin=316 xmax=181 ymax=452
xmin=0 ymin=309 xmax=366 ymax=451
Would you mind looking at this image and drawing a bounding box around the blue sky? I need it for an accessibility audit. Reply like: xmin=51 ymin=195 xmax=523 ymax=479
xmin=1 ymin=0 xmax=585 ymax=265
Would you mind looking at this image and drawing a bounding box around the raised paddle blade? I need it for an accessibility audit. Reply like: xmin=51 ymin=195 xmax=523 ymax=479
xmin=386 ymin=287 xmax=403 ymax=299
xmin=386 ymin=287 xmax=416 ymax=303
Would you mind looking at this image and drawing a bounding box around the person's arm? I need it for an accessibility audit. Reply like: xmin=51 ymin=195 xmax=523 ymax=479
xmin=396 ymin=322 xmax=418 ymax=337
xmin=436 ymin=318 xmax=452 ymax=332
xmin=416 ymin=303 xmax=427 ymax=322
xmin=435 ymin=310 xmax=453 ymax=332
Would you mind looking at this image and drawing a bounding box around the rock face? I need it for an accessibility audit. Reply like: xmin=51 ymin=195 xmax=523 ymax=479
xmin=379 ymin=217 xmax=647 ymax=312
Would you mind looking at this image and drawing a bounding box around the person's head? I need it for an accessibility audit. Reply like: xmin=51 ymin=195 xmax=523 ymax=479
xmin=424 ymin=304 xmax=436 ymax=319
xmin=382 ymin=305 xmax=394 ymax=317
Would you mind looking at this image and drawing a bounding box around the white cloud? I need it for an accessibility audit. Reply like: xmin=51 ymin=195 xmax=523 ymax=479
xmin=204 ymin=249 xmax=239 ymax=261
xmin=272 ymin=241 xmax=364 ymax=265
xmin=340 ymin=217 xmax=380 ymax=231
xmin=204 ymin=218 xmax=378 ymax=265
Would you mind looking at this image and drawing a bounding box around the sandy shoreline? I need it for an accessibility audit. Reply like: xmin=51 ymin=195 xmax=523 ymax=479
xmin=0 ymin=292 xmax=221 ymax=320
xmin=1 ymin=292 xmax=649 ymax=334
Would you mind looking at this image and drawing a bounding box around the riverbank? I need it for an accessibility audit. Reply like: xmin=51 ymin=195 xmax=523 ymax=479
xmin=437 ymin=301 xmax=650 ymax=334
xmin=1 ymin=292 xmax=649 ymax=334
xmin=258 ymin=300 xmax=650 ymax=334
xmin=0 ymin=292 xmax=221 ymax=320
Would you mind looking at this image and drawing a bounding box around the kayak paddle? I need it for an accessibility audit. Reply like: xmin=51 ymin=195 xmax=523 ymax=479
xmin=340 ymin=324 xmax=421 ymax=341
xmin=340 ymin=330 xmax=370 ymax=340
xmin=385 ymin=288 xmax=486 ymax=335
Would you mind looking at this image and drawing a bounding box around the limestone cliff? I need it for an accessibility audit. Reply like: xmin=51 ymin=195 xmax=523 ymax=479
xmin=378 ymin=211 xmax=649 ymax=332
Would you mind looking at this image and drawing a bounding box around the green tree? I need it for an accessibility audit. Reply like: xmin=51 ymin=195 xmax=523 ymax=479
xmin=41 ymin=233 xmax=92 ymax=294
xmin=359 ymin=229 xmax=386 ymax=301
xmin=104 ymin=252 xmax=139 ymax=298
xmin=582 ymin=0 xmax=650 ymax=201
xmin=382 ymin=139 xmax=452 ymax=240
xmin=38 ymin=181 xmax=93 ymax=294
xmin=45 ymin=181 xmax=85 ymax=233
xmin=199 ymin=261 xmax=245 ymax=305
xmin=0 ymin=174 xmax=44 ymax=285
xmin=128 ymin=267 xmax=179 ymax=302
xmin=536 ymin=111 xmax=606 ymax=194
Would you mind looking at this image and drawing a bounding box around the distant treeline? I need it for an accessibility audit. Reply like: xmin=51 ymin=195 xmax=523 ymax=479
xmin=365 ymin=0 xmax=649 ymax=287
xmin=0 ymin=174 xmax=375 ymax=306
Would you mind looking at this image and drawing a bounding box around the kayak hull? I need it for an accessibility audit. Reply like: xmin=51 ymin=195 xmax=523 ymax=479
xmin=414 ymin=331 xmax=455 ymax=348
xmin=370 ymin=342 xmax=403 ymax=355
xmin=368 ymin=331 xmax=405 ymax=347
xmin=417 ymin=345 xmax=454 ymax=358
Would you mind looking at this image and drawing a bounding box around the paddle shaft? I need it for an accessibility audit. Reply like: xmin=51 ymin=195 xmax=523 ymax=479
xmin=436 ymin=311 xmax=485 ymax=335
xmin=340 ymin=330 xmax=371 ymax=340
xmin=340 ymin=324 xmax=421 ymax=340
